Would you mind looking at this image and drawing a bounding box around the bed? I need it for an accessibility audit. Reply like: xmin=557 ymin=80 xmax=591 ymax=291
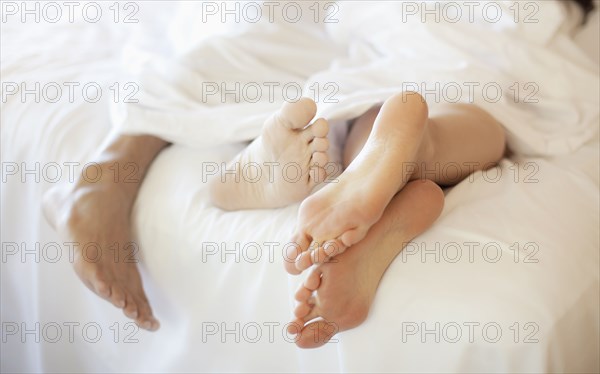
xmin=2 ymin=1 xmax=599 ymax=372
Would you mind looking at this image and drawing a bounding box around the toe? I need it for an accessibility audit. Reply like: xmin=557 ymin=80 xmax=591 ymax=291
xmin=310 ymin=152 xmax=328 ymax=168
xmin=284 ymin=232 xmax=311 ymax=274
xmin=276 ymin=97 xmax=317 ymax=129
xmin=291 ymin=305 xmax=320 ymax=331
xmin=316 ymin=239 xmax=346 ymax=263
xmin=311 ymin=240 xmax=344 ymax=265
xmin=301 ymin=118 xmax=328 ymax=142
xmin=95 ymin=281 xmax=111 ymax=298
xmin=294 ymin=302 xmax=313 ymax=319
xmin=286 ymin=318 xmax=305 ymax=335
xmin=308 ymin=166 xmax=327 ymax=187
xmin=309 ymin=118 xmax=329 ymax=138
xmin=310 ymin=243 xmax=328 ymax=265
xmin=324 ymin=240 xmax=345 ymax=256
xmin=88 ymin=269 xmax=112 ymax=299
xmin=295 ymin=286 xmax=312 ymax=302
xmin=296 ymin=320 xmax=339 ymax=349
xmin=123 ymin=293 xmax=139 ymax=319
xmin=303 ymin=267 xmax=322 ymax=291
xmin=110 ymin=284 xmax=126 ymax=308
xmin=339 ymin=227 xmax=369 ymax=248
xmin=308 ymin=149 xmax=329 ymax=188
xmin=134 ymin=295 xmax=157 ymax=331
xmin=309 ymin=137 xmax=329 ymax=153
xmin=295 ymin=250 xmax=314 ymax=271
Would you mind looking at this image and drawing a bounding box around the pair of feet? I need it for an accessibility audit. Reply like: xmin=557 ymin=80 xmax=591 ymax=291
xmin=42 ymin=97 xmax=443 ymax=347
xmin=210 ymin=98 xmax=444 ymax=347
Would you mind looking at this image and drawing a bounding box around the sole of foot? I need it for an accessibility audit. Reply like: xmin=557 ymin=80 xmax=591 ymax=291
xmin=209 ymin=97 xmax=331 ymax=210
xmin=288 ymin=180 xmax=444 ymax=348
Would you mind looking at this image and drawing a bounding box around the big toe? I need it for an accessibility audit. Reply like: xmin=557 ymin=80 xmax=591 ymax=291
xmin=284 ymin=233 xmax=311 ymax=274
xmin=275 ymin=97 xmax=317 ymax=130
xmin=284 ymin=246 xmax=303 ymax=275
xmin=339 ymin=226 xmax=370 ymax=248
xmin=134 ymin=294 xmax=159 ymax=331
xmin=296 ymin=320 xmax=339 ymax=349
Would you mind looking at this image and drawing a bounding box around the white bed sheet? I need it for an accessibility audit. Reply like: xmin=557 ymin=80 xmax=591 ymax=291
xmin=2 ymin=2 xmax=599 ymax=373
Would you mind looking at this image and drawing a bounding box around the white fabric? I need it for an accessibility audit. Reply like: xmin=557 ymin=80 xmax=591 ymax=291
xmin=2 ymin=1 xmax=599 ymax=373
xmin=112 ymin=1 xmax=599 ymax=157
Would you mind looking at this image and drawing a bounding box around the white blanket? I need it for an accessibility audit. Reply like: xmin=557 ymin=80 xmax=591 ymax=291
xmin=113 ymin=0 xmax=599 ymax=156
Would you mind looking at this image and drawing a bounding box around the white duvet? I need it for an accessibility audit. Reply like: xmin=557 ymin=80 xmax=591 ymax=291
xmin=113 ymin=1 xmax=599 ymax=157
xmin=1 ymin=1 xmax=599 ymax=373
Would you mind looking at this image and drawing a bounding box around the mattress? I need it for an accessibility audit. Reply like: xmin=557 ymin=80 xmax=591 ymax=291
xmin=1 ymin=1 xmax=599 ymax=373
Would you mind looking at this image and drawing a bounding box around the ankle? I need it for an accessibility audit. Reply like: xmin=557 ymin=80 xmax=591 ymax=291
xmin=70 ymin=165 xmax=133 ymax=213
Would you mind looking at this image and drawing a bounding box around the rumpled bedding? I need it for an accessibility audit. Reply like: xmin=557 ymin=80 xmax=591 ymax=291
xmin=113 ymin=0 xmax=599 ymax=156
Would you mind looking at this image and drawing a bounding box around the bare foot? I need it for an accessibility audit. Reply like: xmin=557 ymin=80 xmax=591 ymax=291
xmin=42 ymin=176 xmax=159 ymax=331
xmin=288 ymin=180 xmax=444 ymax=348
xmin=209 ymin=97 xmax=330 ymax=210
xmin=284 ymin=93 xmax=429 ymax=274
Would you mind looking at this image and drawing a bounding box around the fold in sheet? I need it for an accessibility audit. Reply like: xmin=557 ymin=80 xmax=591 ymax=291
xmin=112 ymin=0 xmax=599 ymax=156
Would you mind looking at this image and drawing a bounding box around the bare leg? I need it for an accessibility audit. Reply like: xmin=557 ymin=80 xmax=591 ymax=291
xmin=290 ymin=180 xmax=445 ymax=348
xmin=43 ymin=134 xmax=169 ymax=331
xmin=286 ymin=93 xmax=505 ymax=273
xmin=344 ymin=101 xmax=506 ymax=184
